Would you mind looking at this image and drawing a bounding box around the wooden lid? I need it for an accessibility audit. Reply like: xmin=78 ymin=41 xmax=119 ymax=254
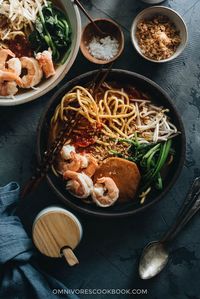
xmin=32 ymin=207 xmax=82 ymax=266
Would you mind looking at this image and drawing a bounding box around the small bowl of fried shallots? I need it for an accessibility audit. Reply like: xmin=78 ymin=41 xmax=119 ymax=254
xmin=131 ymin=6 xmax=188 ymax=63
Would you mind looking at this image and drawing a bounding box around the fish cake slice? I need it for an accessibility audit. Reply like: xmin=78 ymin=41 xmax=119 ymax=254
xmin=93 ymin=157 xmax=141 ymax=203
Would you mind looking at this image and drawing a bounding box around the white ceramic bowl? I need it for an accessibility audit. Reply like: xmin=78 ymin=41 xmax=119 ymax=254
xmin=0 ymin=0 xmax=81 ymax=106
xmin=140 ymin=0 xmax=165 ymax=4
xmin=131 ymin=6 xmax=188 ymax=63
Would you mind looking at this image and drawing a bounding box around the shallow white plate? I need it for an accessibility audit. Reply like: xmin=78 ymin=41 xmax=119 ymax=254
xmin=0 ymin=0 xmax=81 ymax=106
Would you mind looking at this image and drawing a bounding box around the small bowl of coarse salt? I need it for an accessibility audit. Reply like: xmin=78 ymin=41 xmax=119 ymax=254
xmin=80 ymin=18 xmax=124 ymax=64
xmin=131 ymin=6 xmax=188 ymax=63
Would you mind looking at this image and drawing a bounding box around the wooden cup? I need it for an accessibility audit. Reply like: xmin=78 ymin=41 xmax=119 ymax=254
xmin=32 ymin=207 xmax=83 ymax=266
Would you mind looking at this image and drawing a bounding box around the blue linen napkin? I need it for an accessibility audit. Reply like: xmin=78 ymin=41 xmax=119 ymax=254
xmin=0 ymin=182 xmax=78 ymax=299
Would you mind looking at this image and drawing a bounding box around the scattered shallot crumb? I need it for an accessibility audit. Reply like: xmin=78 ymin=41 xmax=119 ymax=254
xmin=136 ymin=15 xmax=181 ymax=61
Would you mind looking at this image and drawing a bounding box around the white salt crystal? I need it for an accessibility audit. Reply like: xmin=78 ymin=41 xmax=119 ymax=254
xmin=87 ymin=35 xmax=119 ymax=60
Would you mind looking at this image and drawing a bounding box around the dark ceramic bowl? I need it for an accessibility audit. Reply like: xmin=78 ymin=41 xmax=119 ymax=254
xmin=37 ymin=69 xmax=185 ymax=218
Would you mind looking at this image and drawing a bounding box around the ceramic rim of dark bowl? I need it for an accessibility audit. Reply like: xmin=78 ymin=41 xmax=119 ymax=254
xmin=36 ymin=69 xmax=186 ymax=218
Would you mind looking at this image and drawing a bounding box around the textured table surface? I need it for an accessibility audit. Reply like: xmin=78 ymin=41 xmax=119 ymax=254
xmin=0 ymin=0 xmax=200 ymax=298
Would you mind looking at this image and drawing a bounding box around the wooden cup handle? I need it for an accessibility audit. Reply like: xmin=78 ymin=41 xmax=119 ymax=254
xmin=62 ymin=247 xmax=79 ymax=266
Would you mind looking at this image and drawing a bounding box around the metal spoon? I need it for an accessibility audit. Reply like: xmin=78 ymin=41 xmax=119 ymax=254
xmin=139 ymin=177 xmax=200 ymax=279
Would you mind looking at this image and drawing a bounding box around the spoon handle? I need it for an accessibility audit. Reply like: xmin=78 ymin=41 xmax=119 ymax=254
xmin=161 ymin=177 xmax=200 ymax=243
xmin=73 ymin=0 xmax=105 ymax=35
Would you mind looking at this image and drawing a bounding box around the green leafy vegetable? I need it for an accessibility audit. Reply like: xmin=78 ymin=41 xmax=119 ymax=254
xmin=29 ymin=1 xmax=71 ymax=64
xmin=110 ymin=135 xmax=174 ymax=196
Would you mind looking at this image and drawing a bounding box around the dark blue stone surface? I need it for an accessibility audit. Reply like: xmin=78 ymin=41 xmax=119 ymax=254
xmin=0 ymin=0 xmax=200 ymax=298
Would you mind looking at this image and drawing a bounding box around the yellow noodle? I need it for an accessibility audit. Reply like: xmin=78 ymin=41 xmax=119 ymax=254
xmin=96 ymin=139 xmax=110 ymax=146
xmin=51 ymin=85 xmax=139 ymax=140
xmin=50 ymin=84 xmax=177 ymax=146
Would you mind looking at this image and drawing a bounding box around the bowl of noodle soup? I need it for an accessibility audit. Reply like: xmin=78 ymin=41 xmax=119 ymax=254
xmin=0 ymin=0 xmax=81 ymax=106
xmin=37 ymin=69 xmax=185 ymax=218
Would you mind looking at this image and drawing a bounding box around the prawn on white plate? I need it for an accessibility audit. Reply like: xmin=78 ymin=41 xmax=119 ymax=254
xmin=0 ymin=49 xmax=15 ymax=70
xmin=19 ymin=57 xmax=43 ymax=88
xmin=7 ymin=58 xmax=22 ymax=76
xmin=36 ymin=49 xmax=56 ymax=78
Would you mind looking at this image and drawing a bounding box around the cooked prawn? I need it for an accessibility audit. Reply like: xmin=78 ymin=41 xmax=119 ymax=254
xmin=0 ymin=49 xmax=15 ymax=70
xmin=0 ymin=81 xmax=18 ymax=96
xmin=61 ymin=152 xmax=82 ymax=174
xmin=0 ymin=67 xmax=21 ymax=96
xmin=19 ymin=57 xmax=43 ymax=88
xmin=82 ymin=154 xmax=98 ymax=177
xmin=79 ymin=154 xmax=89 ymax=169
xmin=7 ymin=58 xmax=22 ymax=76
xmin=59 ymin=146 xmax=98 ymax=176
xmin=91 ymin=177 xmax=119 ymax=207
xmin=61 ymin=144 xmax=76 ymax=160
xmin=0 ymin=70 xmax=21 ymax=84
xmin=0 ymin=52 xmax=20 ymax=96
xmin=65 ymin=170 xmax=93 ymax=198
xmin=58 ymin=145 xmax=78 ymax=174
xmin=36 ymin=49 xmax=55 ymax=78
